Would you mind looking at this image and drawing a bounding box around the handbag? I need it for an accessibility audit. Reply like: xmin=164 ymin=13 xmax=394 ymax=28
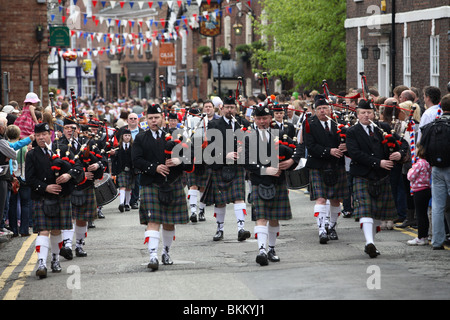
xmin=158 ymin=182 xmax=173 ymax=205
xmin=43 ymin=198 xmax=60 ymax=217
xmin=221 ymin=166 xmax=236 ymax=183
xmin=257 ymin=184 xmax=276 ymax=200
xmin=12 ymin=175 xmax=20 ymax=194
xmin=71 ymin=189 xmax=86 ymax=207
xmin=321 ymin=168 xmax=338 ymax=186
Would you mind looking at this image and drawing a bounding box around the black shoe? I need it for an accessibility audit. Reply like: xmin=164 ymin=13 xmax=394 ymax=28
xmin=119 ymin=204 xmax=124 ymax=212
xmin=198 ymin=209 xmax=206 ymax=221
xmin=97 ymin=207 xmax=105 ymax=219
xmin=51 ymin=260 xmax=62 ymax=273
xmin=161 ymin=252 xmax=173 ymax=265
xmin=267 ymin=248 xmax=280 ymax=262
xmin=148 ymin=257 xmax=159 ymax=271
xmin=213 ymin=230 xmax=223 ymax=241
xmin=319 ymin=231 xmax=329 ymax=244
xmin=432 ymin=245 xmax=445 ymax=250
xmin=75 ymin=247 xmax=87 ymax=257
xmin=256 ymin=252 xmax=269 ymax=266
xmin=328 ymin=227 xmax=339 ymax=240
xmin=364 ymin=243 xmax=380 ymax=258
xmin=59 ymin=245 xmax=73 ymax=260
xmin=238 ymin=229 xmax=251 ymax=241
xmin=190 ymin=213 xmax=198 ymax=223
xmin=397 ymin=219 xmax=416 ymax=228
xmin=342 ymin=211 xmax=352 ymax=218
xmin=125 ymin=204 xmax=130 ymax=212
xmin=36 ymin=260 xmax=47 ymax=279
xmin=88 ymin=221 xmax=95 ymax=228
xmin=131 ymin=203 xmax=139 ymax=210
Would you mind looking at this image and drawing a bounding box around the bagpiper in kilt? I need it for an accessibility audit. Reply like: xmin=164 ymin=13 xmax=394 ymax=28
xmin=303 ymin=95 xmax=349 ymax=244
xmin=132 ymin=104 xmax=193 ymax=271
xmin=25 ymin=122 xmax=84 ymax=279
xmin=66 ymin=118 xmax=106 ymax=259
xmin=112 ymin=128 xmax=135 ymax=212
xmin=346 ymin=99 xmax=409 ymax=258
xmin=184 ymin=106 xmax=209 ymax=223
xmin=244 ymin=104 xmax=301 ymax=266
xmin=201 ymin=96 xmax=251 ymax=242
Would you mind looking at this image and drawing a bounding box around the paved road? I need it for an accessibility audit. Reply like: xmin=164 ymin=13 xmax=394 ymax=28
xmin=0 ymin=186 xmax=449 ymax=303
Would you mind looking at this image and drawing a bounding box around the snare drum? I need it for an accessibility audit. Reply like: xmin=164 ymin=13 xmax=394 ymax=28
xmin=94 ymin=173 xmax=119 ymax=206
xmin=285 ymin=167 xmax=309 ymax=189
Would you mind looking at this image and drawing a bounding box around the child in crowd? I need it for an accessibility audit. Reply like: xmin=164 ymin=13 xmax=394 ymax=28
xmin=112 ymin=129 xmax=135 ymax=212
xmin=406 ymin=143 xmax=432 ymax=246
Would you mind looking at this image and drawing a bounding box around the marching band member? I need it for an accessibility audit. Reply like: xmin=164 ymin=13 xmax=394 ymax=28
xmin=202 ymin=96 xmax=251 ymax=242
xmin=132 ymin=104 xmax=193 ymax=271
xmin=244 ymin=104 xmax=300 ymax=265
xmin=68 ymin=120 xmax=105 ymax=258
xmin=112 ymin=129 xmax=135 ymax=212
xmin=26 ymin=123 xmax=84 ymax=278
xmin=272 ymin=104 xmax=296 ymax=139
xmin=303 ymin=95 xmax=349 ymax=244
xmin=346 ymin=99 xmax=409 ymax=258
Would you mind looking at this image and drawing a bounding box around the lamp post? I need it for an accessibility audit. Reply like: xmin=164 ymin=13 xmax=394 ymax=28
xmin=216 ymin=51 xmax=223 ymax=97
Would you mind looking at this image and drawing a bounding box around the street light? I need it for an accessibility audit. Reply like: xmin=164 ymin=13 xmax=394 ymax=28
xmin=233 ymin=22 xmax=243 ymax=36
xmin=145 ymin=47 xmax=152 ymax=61
xmin=216 ymin=51 xmax=223 ymax=97
xmin=373 ymin=46 xmax=381 ymax=60
xmin=361 ymin=46 xmax=369 ymax=60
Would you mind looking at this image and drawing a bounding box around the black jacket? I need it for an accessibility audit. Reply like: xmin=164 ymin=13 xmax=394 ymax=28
xmin=304 ymin=115 xmax=345 ymax=169
xmin=244 ymin=128 xmax=300 ymax=186
xmin=25 ymin=144 xmax=84 ymax=200
xmin=131 ymin=129 xmax=193 ymax=186
xmin=346 ymin=121 xmax=409 ymax=179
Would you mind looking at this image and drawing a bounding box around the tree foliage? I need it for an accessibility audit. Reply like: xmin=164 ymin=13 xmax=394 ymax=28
xmin=252 ymin=0 xmax=347 ymax=90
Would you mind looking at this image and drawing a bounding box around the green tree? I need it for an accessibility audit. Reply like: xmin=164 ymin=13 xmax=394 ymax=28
xmin=253 ymin=0 xmax=346 ymax=90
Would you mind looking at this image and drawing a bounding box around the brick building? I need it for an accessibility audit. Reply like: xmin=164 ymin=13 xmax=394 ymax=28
xmin=51 ymin=0 xmax=265 ymax=103
xmin=345 ymin=1 xmax=449 ymax=97
xmin=0 ymin=0 xmax=49 ymax=106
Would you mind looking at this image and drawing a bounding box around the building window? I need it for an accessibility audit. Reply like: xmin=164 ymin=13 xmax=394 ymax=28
xmin=430 ymin=35 xmax=439 ymax=87
xmin=403 ymin=37 xmax=411 ymax=87
xmin=224 ymin=16 xmax=231 ymax=51
xmin=182 ymin=31 xmax=187 ymax=65
xmin=357 ymin=40 xmax=364 ymax=88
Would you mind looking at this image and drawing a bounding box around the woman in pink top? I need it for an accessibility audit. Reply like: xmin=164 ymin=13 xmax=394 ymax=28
xmin=406 ymin=144 xmax=431 ymax=245
xmin=15 ymin=92 xmax=40 ymax=139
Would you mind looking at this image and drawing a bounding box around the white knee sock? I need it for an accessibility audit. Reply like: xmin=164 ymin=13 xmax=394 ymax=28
xmin=162 ymin=229 xmax=175 ymax=254
xmin=198 ymin=192 xmax=206 ymax=211
xmin=214 ymin=206 xmax=226 ymax=231
xmin=188 ymin=189 xmax=198 ymax=214
xmin=36 ymin=235 xmax=50 ymax=266
xmin=144 ymin=230 xmax=160 ymax=259
xmin=62 ymin=224 xmax=74 ymax=248
xmin=254 ymin=225 xmax=268 ymax=253
xmin=314 ymin=204 xmax=328 ymax=234
xmin=360 ymin=217 xmax=374 ymax=245
xmin=329 ymin=205 xmax=341 ymax=228
xmin=268 ymin=225 xmax=280 ymax=249
xmin=75 ymin=225 xmax=87 ymax=248
xmin=234 ymin=203 xmax=247 ymax=231
xmin=125 ymin=190 xmax=131 ymax=205
xmin=119 ymin=189 xmax=125 ymax=204
xmin=50 ymin=233 xmax=63 ymax=262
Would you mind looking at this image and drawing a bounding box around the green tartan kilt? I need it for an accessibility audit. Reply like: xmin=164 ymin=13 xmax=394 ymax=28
xmin=187 ymin=165 xmax=210 ymax=189
xmin=203 ymin=166 xmax=246 ymax=206
xmin=251 ymin=184 xmax=292 ymax=221
xmin=32 ymin=196 xmax=73 ymax=232
xmin=139 ymin=181 xmax=189 ymax=225
xmin=117 ymin=171 xmax=135 ymax=189
xmin=309 ymin=166 xmax=349 ymax=201
xmin=71 ymin=187 xmax=97 ymax=222
xmin=352 ymin=176 xmax=397 ymax=220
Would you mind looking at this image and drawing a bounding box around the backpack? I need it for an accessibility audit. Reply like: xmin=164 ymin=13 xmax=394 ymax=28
xmin=420 ymin=117 xmax=450 ymax=167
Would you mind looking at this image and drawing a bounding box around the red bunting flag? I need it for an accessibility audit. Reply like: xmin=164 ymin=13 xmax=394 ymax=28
xmin=120 ymin=1 xmax=125 ymax=8
xmin=148 ymin=1 xmax=153 ymax=8
xmin=92 ymin=0 xmax=97 ymax=7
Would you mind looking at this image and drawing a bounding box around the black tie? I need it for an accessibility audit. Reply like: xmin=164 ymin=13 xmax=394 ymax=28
xmin=368 ymin=125 xmax=374 ymax=137
xmin=324 ymin=121 xmax=330 ymax=132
